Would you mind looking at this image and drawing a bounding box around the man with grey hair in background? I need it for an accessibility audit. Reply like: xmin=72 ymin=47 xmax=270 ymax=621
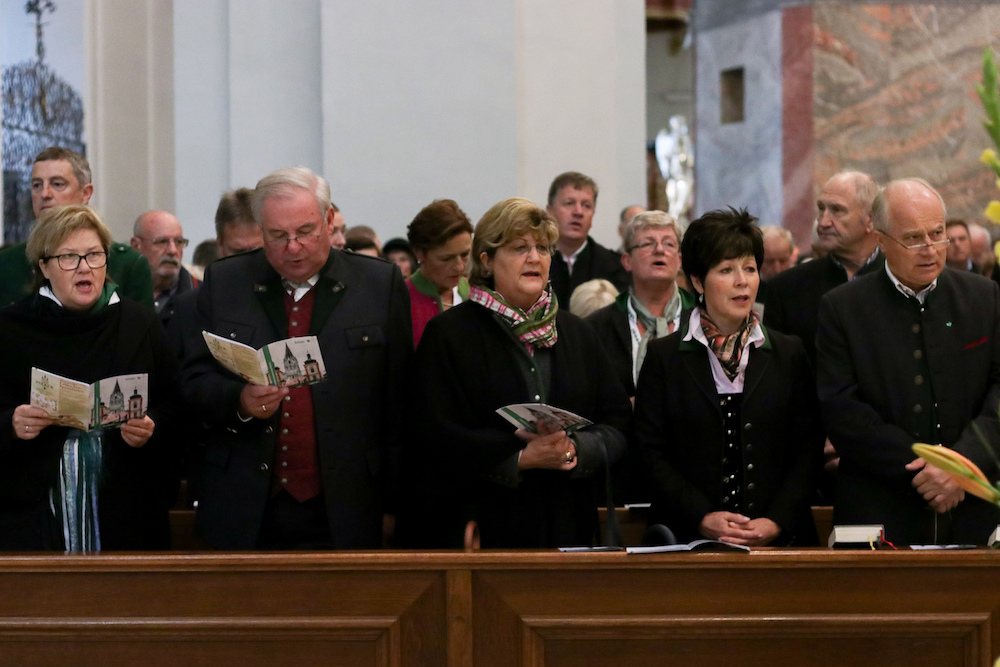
xmin=180 ymin=166 xmax=412 ymax=550
xmin=969 ymin=222 xmax=1000 ymax=289
xmin=760 ymin=226 xmax=798 ymax=280
xmin=131 ymin=210 xmax=194 ymax=326
xmin=764 ymin=171 xmax=883 ymax=503
xmin=817 ymin=178 xmax=1000 ymax=545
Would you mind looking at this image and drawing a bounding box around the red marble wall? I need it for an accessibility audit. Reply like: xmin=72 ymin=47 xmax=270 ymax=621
xmin=811 ymin=4 xmax=1000 ymax=222
xmin=782 ymin=5 xmax=816 ymax=249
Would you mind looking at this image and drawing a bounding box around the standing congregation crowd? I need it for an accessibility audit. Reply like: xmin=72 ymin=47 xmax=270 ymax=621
xmin=1 ymin=146 xmax=998 ymax=552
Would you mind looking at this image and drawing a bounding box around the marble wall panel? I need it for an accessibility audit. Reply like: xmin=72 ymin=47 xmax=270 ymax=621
xmin=814 ymin=3 xmax=1000 ymax=221
xmin=695 ymin=10 xmax=785 ymax=227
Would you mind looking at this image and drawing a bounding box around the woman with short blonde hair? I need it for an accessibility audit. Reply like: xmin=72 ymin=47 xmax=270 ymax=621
xmin=0 ymin=204 xmax=180 ymax=551
xmin=399 ymin=197 xmax=631 ymax=549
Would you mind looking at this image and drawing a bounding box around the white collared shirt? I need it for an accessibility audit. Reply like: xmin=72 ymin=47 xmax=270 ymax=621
xmin=560 ymin=238 xmax=589 ymax=276
xmin=884 ymin=263 xmax=937 ymax=304
xmin=682 ymin=308 xmax=765 ymax=394
xmin=39 ymin=285 xmax=120 ymax=308
xmin=282 ymin=273 xmax=320 ymax=302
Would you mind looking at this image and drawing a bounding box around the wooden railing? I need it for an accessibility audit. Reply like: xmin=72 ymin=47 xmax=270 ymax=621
xmin=0 ymin=548 xmax=994 ymax=666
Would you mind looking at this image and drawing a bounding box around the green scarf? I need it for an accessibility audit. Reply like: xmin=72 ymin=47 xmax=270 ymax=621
xmin=629 ymin=285 xmax=682 ymax=374
xmin=87 ymin=281 xmax=118 ymax=313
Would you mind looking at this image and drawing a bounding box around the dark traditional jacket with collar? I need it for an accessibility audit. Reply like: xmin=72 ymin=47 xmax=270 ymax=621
xmin=764 ymin=251 xmax=884 ymax=365
xmin=586 ymin=287 xmax=697 ymax=396
xmin=399 ymin=301 xmax=631 ymax=549
xmin=156 ymin=265 xmax=199 ymax=329
xmin=0 ymin=241 xmax=155 ymax=309
xmin=549 ymin=236 xmax=630 ymax=307
xmin=634 ymin=318 xmax=823 ymax=545
xmin=178 ymin=248 xmax=413 ymax=549
xmin=817 ymin=267 xmax=1000 ymax=545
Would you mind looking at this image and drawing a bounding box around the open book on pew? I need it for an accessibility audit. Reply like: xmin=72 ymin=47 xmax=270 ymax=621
xmin=202 ymin=331 xmax=327 ymax=387
xmin=626 ymin=540 xmax=750 ymax=554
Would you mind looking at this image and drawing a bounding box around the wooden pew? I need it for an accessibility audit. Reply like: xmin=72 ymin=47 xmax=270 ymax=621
xmin=0 ymin=548 xmax=995 ymax=666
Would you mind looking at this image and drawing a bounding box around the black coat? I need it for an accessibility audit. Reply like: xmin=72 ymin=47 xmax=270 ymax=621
xmin=401 ymin=302 xmax=631 ymax=548
xmin=179 ymin=249 xmax=413 ymax=549
xmin=764 ymin=252 xmax=884 ymax=365
xmin=0 ymin=296 xmax=181 ymax=550
xmin=817 ymin=267 xmax=1000 ymax=545
xmin=634 ymin=322 xmax=823 ymax=545
xmin=550 ymin=236 xmax=630 ymax=307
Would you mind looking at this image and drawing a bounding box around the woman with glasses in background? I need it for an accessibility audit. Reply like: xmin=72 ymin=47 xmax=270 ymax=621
xmin=399 ymin=198 xmax=631 ymax=548
xmin=0 ymin=205 xmax=180 ymax=551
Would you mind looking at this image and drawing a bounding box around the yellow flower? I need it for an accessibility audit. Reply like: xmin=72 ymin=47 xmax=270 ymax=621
xmin=912 ymin=443 xmax=1000 ymax=504
xmin=982 ymin=148 xmax=999 ymax=166
xmin=986 ymin=201 xmax=1000 ymax=225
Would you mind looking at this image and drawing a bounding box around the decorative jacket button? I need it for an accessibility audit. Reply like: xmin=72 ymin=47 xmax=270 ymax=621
xmin=914 ymin=349 xmax=923 ymax=360
xmin=743 ymin=423 xmax=752 ymax=431
xmin=264 ymin=426 xmax=274 ymax=434
xmin=912 ymin=324 xmax=920 ymax=334
xmin=260 ymin=463 xmax=269 ymax=472
xmin=229 ymin=332 xmax=236 ymax=339
xmin=746 ymin=464 xmax=754 ymax=472
xmin=913 ymin=404 xmax=923 ymax=414
xmin=915 ymin=375 xmax=923 ymax=385
xmin=746 ymin=482 xmax=755 ymax=491
xmin=362 ymin=335 xmax=369 ymax=342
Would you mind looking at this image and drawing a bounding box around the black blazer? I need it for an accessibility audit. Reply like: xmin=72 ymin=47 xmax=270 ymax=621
xmin=817 ymin=267 xmax=1000 ymax=544
xmin=764 ymin=252 xmax=884 ymax=365
xmin=550 ymin=236 xmax=630 ymax=307
xmin=401 ymin=302 xmax=632 ymax=548
xmin=179 ymin=249 xmax=413 ymax=549
xmin=634 ymin=322 xmax=823 ymax=545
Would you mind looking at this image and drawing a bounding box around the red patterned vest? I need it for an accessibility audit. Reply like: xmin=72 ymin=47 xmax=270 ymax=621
xmin=270 ymin=287 xmax=322 ymax=501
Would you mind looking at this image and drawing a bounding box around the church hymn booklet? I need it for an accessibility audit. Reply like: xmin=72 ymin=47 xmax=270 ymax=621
xmin=496 ymin=403 xmax=593 ymax=434
xmin=202 ymin=331 xmax=328 ymax=387
xmin=30 ymin=368 xmax=149 ymax=432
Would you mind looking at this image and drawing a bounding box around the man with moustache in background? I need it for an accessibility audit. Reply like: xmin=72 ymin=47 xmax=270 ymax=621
xmin=131 ymin=210 xmax=195 ymax=328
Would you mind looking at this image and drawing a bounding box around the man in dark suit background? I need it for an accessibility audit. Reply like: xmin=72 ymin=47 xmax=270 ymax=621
xmin=764 ymin=171 xmax=883 ymax=364
xmin=179 ymin=167 xmax=412 ymax=549
xmin=0 ymin=146 xmax=154 ymax=308
xmin=764 ymin=171 xmax=883 ymax=496
xmin=546 ymin=171 xmax=629 ymax=305
xmin=817 ymin=178 xmax=1000 ymax=545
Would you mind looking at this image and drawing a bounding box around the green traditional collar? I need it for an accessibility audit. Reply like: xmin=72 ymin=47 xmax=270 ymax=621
xmin=410 ymin=268 xmax=470 ymax=305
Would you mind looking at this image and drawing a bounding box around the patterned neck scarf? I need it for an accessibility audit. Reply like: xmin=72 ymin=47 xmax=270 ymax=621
xmin=469 ymin=285 xmax=558 ymax=355
xmin=698 ymin=307 xmax=759 ymax=380
xmin=629 ymin=285 xmax=681 ymax=373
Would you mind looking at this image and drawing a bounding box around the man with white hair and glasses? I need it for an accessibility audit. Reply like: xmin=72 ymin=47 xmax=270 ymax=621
xmin=817 ymin=178 xmax=1000 ymax=545
xmin=180 ymin=166 xmax=412 ymax=550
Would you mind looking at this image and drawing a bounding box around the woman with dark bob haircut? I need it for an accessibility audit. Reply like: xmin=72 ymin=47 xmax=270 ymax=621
xmin=405 ymin=199 xmax=474 ymax=346
xmin=634 ymin=208 xmax=823 ymax=546
xmin=398 ymin=198 xmax=631 ymax=548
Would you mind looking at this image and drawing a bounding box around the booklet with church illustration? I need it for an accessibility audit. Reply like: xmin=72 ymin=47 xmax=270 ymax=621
xmin=30 ymin=368 xmax=149 ymax=432
xmin=496 ymin=403 xmax=593 ymax=434
xmin=202 ymin=331 xmax=328 ymax=387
